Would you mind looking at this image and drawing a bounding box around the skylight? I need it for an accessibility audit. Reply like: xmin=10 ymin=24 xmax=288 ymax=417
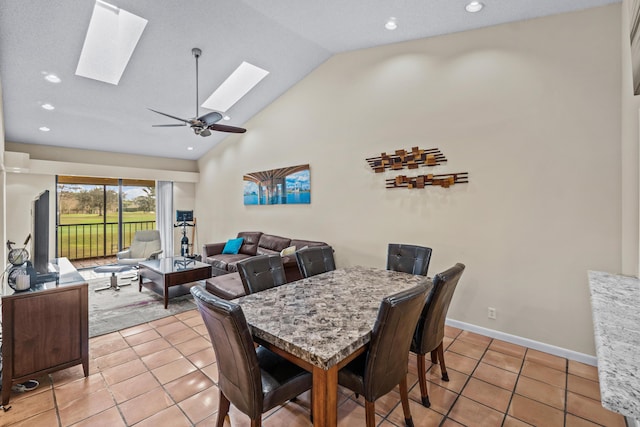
xmin=75 ymin=0 xmax=147 ymax=85
xmin=201 ymin=62 xmax=269 ymax=113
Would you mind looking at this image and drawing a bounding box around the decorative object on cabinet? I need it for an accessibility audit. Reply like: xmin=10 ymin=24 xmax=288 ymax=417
xmin=386 ymin=172 xmax=469 ymax=189
xmin=243 ymin=164 xmax=310 ymax=205
xmin=366 ymin=147 xmax=447 ymax=173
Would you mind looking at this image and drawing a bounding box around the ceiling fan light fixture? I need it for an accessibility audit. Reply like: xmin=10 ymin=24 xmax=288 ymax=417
xmin=202 ymin=61 xmax=269 ymax=113
xmin=75 ymin=0 xmax=147 ymax=85
xmin=465 ymin=1 xmax=484 ymax=13
xmin=39 ymin=126 xmax=50 ymax=132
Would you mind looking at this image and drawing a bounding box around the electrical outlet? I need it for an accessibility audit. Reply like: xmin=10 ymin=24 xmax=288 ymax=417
xmin=488 ymin=307 xmax=497 ymax=319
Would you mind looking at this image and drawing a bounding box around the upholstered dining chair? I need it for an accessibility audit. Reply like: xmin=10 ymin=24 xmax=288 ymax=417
xmin=237 ymin=254 xmax=287 ymax=295
xmin=338 ymin=282 xmax=430 ymax=427
xmin=190 ymin=285 xmax=312 ymax=427
xmin=412 ymin=263 xmax=465 ymax=408
xmin=386 ymin=243 xmax=432 ymax=276
xmin=295 ymin=245 xmax=336 ymax=278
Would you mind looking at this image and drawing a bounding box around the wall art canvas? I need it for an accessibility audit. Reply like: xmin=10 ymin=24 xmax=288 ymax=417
xmin=244 ymin=164 xmax=310 ymax=205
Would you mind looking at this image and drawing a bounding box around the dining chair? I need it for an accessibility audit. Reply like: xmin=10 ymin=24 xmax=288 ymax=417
xmin=338 ymin=282 xmax=430 ymax=427
xmin=386 ymin=243 xmax=432 ymax=276
xmin=295 ymin=245 xmax=336 ymax=278
xmin=237 ymin=254 xmax=287 ymax=294
xmin=190 ymin=285 xmax=312 ymax=427
xmin=412 ymin=262 xmax=465 ymax=407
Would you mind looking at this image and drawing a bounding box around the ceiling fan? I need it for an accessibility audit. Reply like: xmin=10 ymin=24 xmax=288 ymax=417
xmin=149 ymin=48 xmax=246 ymax=136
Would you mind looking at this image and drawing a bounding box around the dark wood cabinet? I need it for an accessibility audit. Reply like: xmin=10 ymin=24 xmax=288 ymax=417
xmin=1 ymin=259 xmax=88 ymax=405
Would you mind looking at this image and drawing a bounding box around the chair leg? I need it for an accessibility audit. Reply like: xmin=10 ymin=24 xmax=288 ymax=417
xmin=416 ymin=353 xmax=430 ymax=408
xmin=251 ymin=418 xmax=262 ymax=427
xmin=399 ymin=376 xmax=414 ymax=427
xmin=436 ymin=342 xmax=449 ymax=381
xmin=430 ymin=350 xmax=438 ymax=364
xmin=216 ymin=391 xmax=230 ymax=427
xmin=365 ymin=400 xmax=376 ymax=427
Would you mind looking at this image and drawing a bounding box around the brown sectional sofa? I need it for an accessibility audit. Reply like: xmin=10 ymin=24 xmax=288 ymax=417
xmin=202 ymin=231 xmax=328 ymax=283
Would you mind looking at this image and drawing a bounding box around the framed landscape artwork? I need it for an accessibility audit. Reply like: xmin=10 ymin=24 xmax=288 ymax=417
xmin=243 ymin=164 xmax=310 ymax=205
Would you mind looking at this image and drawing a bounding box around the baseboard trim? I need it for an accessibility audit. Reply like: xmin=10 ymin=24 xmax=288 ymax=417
xmin=445 ymin=318 xmax=598 ymax=366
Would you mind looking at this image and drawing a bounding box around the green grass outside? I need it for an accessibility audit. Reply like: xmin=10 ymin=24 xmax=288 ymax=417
xmin=58 ymin=212 xmax=156 ymax=259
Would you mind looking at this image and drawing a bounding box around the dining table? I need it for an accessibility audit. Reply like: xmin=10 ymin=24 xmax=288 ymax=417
xmin=234 ymin=265 xmax=432 ymax=427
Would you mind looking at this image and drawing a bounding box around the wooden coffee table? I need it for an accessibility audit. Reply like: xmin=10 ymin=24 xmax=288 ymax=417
xmin=138 ymin=257 xmax=212 ymax=308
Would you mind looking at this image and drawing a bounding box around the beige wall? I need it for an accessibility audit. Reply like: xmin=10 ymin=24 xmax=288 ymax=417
xmin=6 ymin=142 xmax=198 ymax=173
xmin=196 ymin=5 xmax=623 ymax=355
xmin=622 ymin=0 xmax=640 ymax=275
xmin=0 ymin=80 xmax=6 ymax=265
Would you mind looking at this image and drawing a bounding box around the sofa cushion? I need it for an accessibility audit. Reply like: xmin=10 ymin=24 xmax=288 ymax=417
xmin=205 ymin=272 xmax=246 ymax=300
xmin=237 ymin=231 xmax=262 ymax=256
xmin=290 ymin=239 xmax=327 ymax=249
xmin=206 ymin=253 xmax=251 ymax=272
xmin=258 ymin=234 xmax=291 ymax=252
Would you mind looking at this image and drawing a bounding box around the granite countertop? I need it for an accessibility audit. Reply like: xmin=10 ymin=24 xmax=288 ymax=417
xmin=588 ymin=270 xmax=640 ymax=419
xmin=235 ymin=266 xmax=431 ymax=369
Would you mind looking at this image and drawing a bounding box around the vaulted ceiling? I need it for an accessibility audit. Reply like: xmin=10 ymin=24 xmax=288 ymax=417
xmin=0 ymin=0 xmax=619 ymax=160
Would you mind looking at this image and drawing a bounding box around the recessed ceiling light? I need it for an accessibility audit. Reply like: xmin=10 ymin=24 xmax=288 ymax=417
xmin=385 ymin=17 xmax=398 ymax=31
xmin=202 ymin=61 xmax=269 ymax=113
xmin=465 ymin=1 xmax=484 ymax=12
xmin=41 ymin=103 xmax=55 ymax=110
xmin=75 ymin=0 xmax=147 ymax=85
xmin=223 ymin=115 xmax=231 ymax=121
xmin=39 ymin=126 xmax=50 ymax=132
xmin=187 ymin=146 xmax=194 ymax=151
xmin=44 ymin=74 xmax=61 ymax=83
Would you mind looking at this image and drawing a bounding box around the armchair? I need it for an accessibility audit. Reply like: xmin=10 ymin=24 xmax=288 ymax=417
xmin=117 ymin=230 xmax=163 ymax=278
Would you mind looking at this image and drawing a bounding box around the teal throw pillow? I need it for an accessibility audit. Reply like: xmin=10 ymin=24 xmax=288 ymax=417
xmin=222 ymin=237 xmax=244 ymax=254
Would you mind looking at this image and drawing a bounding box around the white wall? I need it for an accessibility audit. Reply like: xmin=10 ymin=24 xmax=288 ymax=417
xmin=196 ymin=5 xmax=623 ymax=355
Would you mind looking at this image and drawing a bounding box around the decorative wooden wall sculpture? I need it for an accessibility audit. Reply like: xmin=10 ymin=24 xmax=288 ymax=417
xmin=366 ymin=146 xmax=447 ymax=173
xmin=366 ymin=146 xmax=469 ymax=190
xmin=386 ymin=173 xmax=469 ymax=189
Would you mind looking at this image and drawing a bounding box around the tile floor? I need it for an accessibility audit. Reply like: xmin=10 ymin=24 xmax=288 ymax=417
xmin=0 ymin=313 xmax=626 ymax=427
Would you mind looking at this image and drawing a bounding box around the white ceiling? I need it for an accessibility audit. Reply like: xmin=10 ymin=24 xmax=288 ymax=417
xmin=0 ymin=0 xmax=619 ymax=160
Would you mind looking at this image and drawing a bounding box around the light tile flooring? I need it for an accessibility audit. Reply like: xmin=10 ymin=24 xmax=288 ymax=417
xmin=1 ymin=313 xmax=626 ymax=427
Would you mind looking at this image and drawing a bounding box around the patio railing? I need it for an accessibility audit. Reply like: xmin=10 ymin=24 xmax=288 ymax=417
xmin=57 ymin=220 xmax=156 ymax=260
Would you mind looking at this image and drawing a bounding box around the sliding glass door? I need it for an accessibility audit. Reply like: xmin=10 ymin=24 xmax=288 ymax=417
xmin=56 ymin=176 xmax=156 ymax=265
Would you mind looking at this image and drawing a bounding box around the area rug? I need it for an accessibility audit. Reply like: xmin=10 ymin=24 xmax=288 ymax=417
xmin=88 ymin=276 xmax=197 ymax=337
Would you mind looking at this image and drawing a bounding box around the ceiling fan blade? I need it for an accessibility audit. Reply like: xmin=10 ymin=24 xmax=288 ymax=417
xmin=198 ymin=111 xmax=223 ymax=127
xmin=208 ymin=123 xmax=247 ymax=134
xmin=152 ymin=124 xmax=187 ymax=127
xmin=199 ymin=129 xmax=212 ymax=137
xmin=148 ymin=108 xmax=190 ymax=124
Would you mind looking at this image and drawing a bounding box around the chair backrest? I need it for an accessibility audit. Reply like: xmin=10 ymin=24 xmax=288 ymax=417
xmin=386 ymin=243 xmax=432 ymax=276
xmin=129 ymin=230 xmax=162 ymax=259
xmin=295 ymin=245 xmax=336 ymax=278
xmin=363 ymin=282 xmax=429 ymax=401
xmin=190 ymin=285 xmax=263 ymax=419
xmin=237 ymin=254 xmax=287 ymax=295
xmin=413 ymin=263 xmax=465 ymax=354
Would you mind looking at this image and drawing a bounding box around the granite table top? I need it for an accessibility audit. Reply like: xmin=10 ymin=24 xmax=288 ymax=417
xmin=235 ymin=266 xmax=432 ymax=370
xmin=588 ymin=270 xmax=640 ymax=419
